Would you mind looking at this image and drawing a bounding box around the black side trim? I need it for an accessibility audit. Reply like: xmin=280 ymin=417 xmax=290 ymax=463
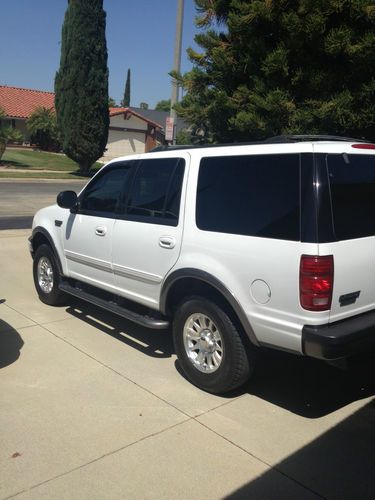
xmin=160 ymin=268 xmax=259 ymax=346
xmin=302 ymin=309 xmax=375 ymax=360
xmin=59 ymin=281 xmax=169 ymax=330
xmin=30 ymin=226 xmax=64 ymax=275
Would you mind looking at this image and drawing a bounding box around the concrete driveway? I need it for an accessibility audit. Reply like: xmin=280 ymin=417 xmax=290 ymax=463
xmin=1 ymin=230 xmax=375 ymax=499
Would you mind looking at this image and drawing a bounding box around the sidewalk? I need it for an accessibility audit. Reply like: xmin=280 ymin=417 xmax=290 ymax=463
xmin=0 ymin=231 xmax=375 ymax=499
xmin=0 ymin=167 xmax=74 ymax=174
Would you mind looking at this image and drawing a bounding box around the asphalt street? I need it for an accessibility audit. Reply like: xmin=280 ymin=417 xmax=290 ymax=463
xmin=0 ymin=179 xmax=86 ymax=229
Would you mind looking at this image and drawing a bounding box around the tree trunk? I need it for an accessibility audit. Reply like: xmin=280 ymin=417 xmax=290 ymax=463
xmin=78 ymin=160 xmax=92 ymax=176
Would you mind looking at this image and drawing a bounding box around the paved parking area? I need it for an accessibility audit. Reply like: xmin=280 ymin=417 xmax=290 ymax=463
xmin=1 ymin=230 xmax=375 ymax=499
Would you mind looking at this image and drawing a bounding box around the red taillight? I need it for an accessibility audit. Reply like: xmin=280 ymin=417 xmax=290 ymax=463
xmin=351 ymin=144 xmax=375 ymax=150
xmin=300 ymin=255 xmax=334 ymax=311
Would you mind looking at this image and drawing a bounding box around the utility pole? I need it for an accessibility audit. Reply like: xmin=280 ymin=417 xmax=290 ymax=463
xmin=169 ymin=0 xmax=184 ymax=144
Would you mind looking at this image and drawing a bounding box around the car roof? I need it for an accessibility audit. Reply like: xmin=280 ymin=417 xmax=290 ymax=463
xmin=150 ymin=135 xmax=372 ymax=153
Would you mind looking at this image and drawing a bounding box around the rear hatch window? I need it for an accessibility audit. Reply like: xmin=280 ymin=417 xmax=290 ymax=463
xmin=327 ymin=154 xmax=375 ymax=240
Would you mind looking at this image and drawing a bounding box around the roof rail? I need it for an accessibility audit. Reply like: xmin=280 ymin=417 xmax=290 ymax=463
xmin=150 ymin=135 xmax=371 ymax=152
xmin=264 ymin=134 xmax=371 ymax=143
xmin=149 ymin=141 xmax=263 ymax=152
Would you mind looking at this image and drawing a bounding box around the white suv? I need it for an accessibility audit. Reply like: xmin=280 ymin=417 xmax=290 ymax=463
xmin=29 ymin=136 xmax=375 ymax=393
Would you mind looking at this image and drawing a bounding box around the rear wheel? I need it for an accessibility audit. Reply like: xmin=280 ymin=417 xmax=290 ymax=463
xmin=33 ymin=244 xmax=66 ymax=305
xmin=173 ymin=296 xmax=255 ymax=394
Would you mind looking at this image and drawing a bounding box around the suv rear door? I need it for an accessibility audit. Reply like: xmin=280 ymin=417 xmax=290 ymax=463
xmin=111 ymin=153 xmax=189 ymax=308
xmin=316 ymin=145 xmax=375 ymax=322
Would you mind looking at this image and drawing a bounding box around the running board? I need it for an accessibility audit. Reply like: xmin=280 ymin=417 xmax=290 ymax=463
xmin=58 ymin=281 xmax=170 ymax=330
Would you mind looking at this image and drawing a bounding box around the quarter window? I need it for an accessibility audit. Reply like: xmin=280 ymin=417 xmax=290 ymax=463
xmin=327 ymin=154 xmax=375 ymax=240
xmin=196 ymin=154 xmax=300 ymax=240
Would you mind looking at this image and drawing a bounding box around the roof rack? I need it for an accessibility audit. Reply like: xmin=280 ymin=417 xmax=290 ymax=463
xmin=150 ymin=134 xmax=371 ymax=152
xmin=264 ymin=134 xmax=370 ymax=143
xmin=151 ymin=141 xmax=260 ymax=152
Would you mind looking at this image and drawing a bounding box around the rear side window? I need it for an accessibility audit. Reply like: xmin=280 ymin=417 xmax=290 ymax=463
xmin=196 ymin=154 xmax=300 ymax=240
xmin=125 ymin=158 xmax=185 ymax=225
xmin=327 ymin=154 xmax=375 ymax=240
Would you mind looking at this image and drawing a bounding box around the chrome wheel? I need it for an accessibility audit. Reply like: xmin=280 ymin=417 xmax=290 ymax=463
xmin=183 ymin=313 xmax=224 ymax=373
xmin=37 ymin=256 xmax=54 ymax=294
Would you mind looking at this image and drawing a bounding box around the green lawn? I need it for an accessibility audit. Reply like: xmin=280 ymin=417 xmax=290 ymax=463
xmin=0 ymin=148 xmax=102 ymax=178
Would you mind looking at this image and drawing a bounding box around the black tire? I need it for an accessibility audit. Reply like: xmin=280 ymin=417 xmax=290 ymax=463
xmin=173 ymin=296 xmax=255 ymax=394
xmin=33 ymin=244 xmax=66 ymax=306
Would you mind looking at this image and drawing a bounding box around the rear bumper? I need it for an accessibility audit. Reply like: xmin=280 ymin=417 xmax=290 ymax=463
xmin=302 ymin=309 xmax=375 ymax=360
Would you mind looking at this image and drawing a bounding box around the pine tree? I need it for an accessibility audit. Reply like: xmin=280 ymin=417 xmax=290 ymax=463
xmin=55 ymin=0 xmax=109 ymax=174
xmin=122 ymin=69 xmax=131 ymax=107
xmin=176 ymin=0 xmax=375 ymax=142
xmin=155 ymin=99 xmax=171 ymax=111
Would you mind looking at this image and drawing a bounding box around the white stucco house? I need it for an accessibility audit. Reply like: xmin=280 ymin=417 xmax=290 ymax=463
xmin=105 ymin=107 xmax=164 ymax=159
xmin=0 ymin=86 xmax=165 ymax=158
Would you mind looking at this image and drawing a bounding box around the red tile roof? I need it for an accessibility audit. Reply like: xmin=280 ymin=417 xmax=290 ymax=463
xmin=0 ymin=86 xmax=55 ymax=119
xmin=0 ymin=87 xmax=163 ymax=130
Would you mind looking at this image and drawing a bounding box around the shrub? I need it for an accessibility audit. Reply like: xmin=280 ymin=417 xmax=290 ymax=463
xmin=27 ymin=107 xmax=61 ymax=152
xmin=0 ymin=108 xmax=23 ymax=161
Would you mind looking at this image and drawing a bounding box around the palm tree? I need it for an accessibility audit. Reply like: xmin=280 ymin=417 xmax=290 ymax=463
xmin=27 ymin=107 xmax=60 ymax=151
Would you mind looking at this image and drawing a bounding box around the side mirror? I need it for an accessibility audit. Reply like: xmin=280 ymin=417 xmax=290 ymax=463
xmin=57 ymin=190 xmax=78 ymax=210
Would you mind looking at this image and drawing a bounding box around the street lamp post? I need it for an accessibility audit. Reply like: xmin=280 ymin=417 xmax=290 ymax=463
xmin=169 ymin=0 xmax=185 ymax=145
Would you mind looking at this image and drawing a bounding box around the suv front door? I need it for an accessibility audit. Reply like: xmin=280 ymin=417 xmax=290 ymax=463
xmin=63 ymin=162 xmax=133 ymax=291
xmin=111 ymin=154 xmax=189 ymax=308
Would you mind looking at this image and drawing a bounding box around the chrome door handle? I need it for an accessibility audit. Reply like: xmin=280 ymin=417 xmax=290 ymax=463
xmin=159 ymin=236 xmax=176 ymax=249
xmin=95 ymin=226 xmax=107 ymax=236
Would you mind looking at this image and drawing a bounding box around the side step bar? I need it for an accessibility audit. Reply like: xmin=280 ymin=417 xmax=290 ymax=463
xmin=58 ymin=281 xmax=170 ymax=330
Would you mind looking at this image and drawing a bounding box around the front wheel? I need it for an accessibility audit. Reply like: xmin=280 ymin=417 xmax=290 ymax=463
xmin=33 ymin=244 xmax=66 ymax=306
xmin=173 ymin=296 xmax=255 ymax=394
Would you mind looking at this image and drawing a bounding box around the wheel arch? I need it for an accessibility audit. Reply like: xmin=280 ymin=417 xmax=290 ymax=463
xmin=160 ymin=268 xmax=259 ymax=347
xmin=30 ymin=226 xmax=63 ymax=275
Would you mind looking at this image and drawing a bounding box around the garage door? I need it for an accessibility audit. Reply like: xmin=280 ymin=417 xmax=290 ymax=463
xmin=105 ymin=130 xmax=146 ymax=159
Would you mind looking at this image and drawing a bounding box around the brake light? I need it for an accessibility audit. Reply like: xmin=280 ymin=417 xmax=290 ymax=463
xmin=351 ymin=144 xmax=375 ymax=149
xmin=300 ymin=255 xmax=334 ymax=311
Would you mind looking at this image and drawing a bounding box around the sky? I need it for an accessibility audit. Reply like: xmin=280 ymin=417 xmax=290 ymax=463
xmin=0 ymin=0 xmax=201 ymax=109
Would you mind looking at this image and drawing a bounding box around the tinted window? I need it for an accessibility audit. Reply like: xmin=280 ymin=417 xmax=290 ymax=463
xmin=126 ymin=158 xmax=185 ymax=224
xmin=80 ymin=163 xmax=132 ymax=215
xmin=196 ymin=154 xmax=300 ymax=240
xmin=327 ymin=154 xmax=375 ymax=240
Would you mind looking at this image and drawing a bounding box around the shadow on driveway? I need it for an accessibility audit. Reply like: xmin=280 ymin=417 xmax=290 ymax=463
xmin=63 ymin=298 xmax=375 ymax=418
xmin=225 ymin=398 xmax=375 ymax=499
xmin=0 ymin=318 xmax=24 ymax=369
xmin=66 ymin=299 xmax=173 ymax=359
xmin=245 ymin=348 xmax=375 ymax=418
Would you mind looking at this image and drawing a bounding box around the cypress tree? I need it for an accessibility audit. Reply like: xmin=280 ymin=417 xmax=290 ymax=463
xmin=177 ymin=0 xmax=375 ymax=142
xmin=122 ymin=69 xmax=131 ymax=107
xmin=55 ymin=0 xmax=109 ymax=174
